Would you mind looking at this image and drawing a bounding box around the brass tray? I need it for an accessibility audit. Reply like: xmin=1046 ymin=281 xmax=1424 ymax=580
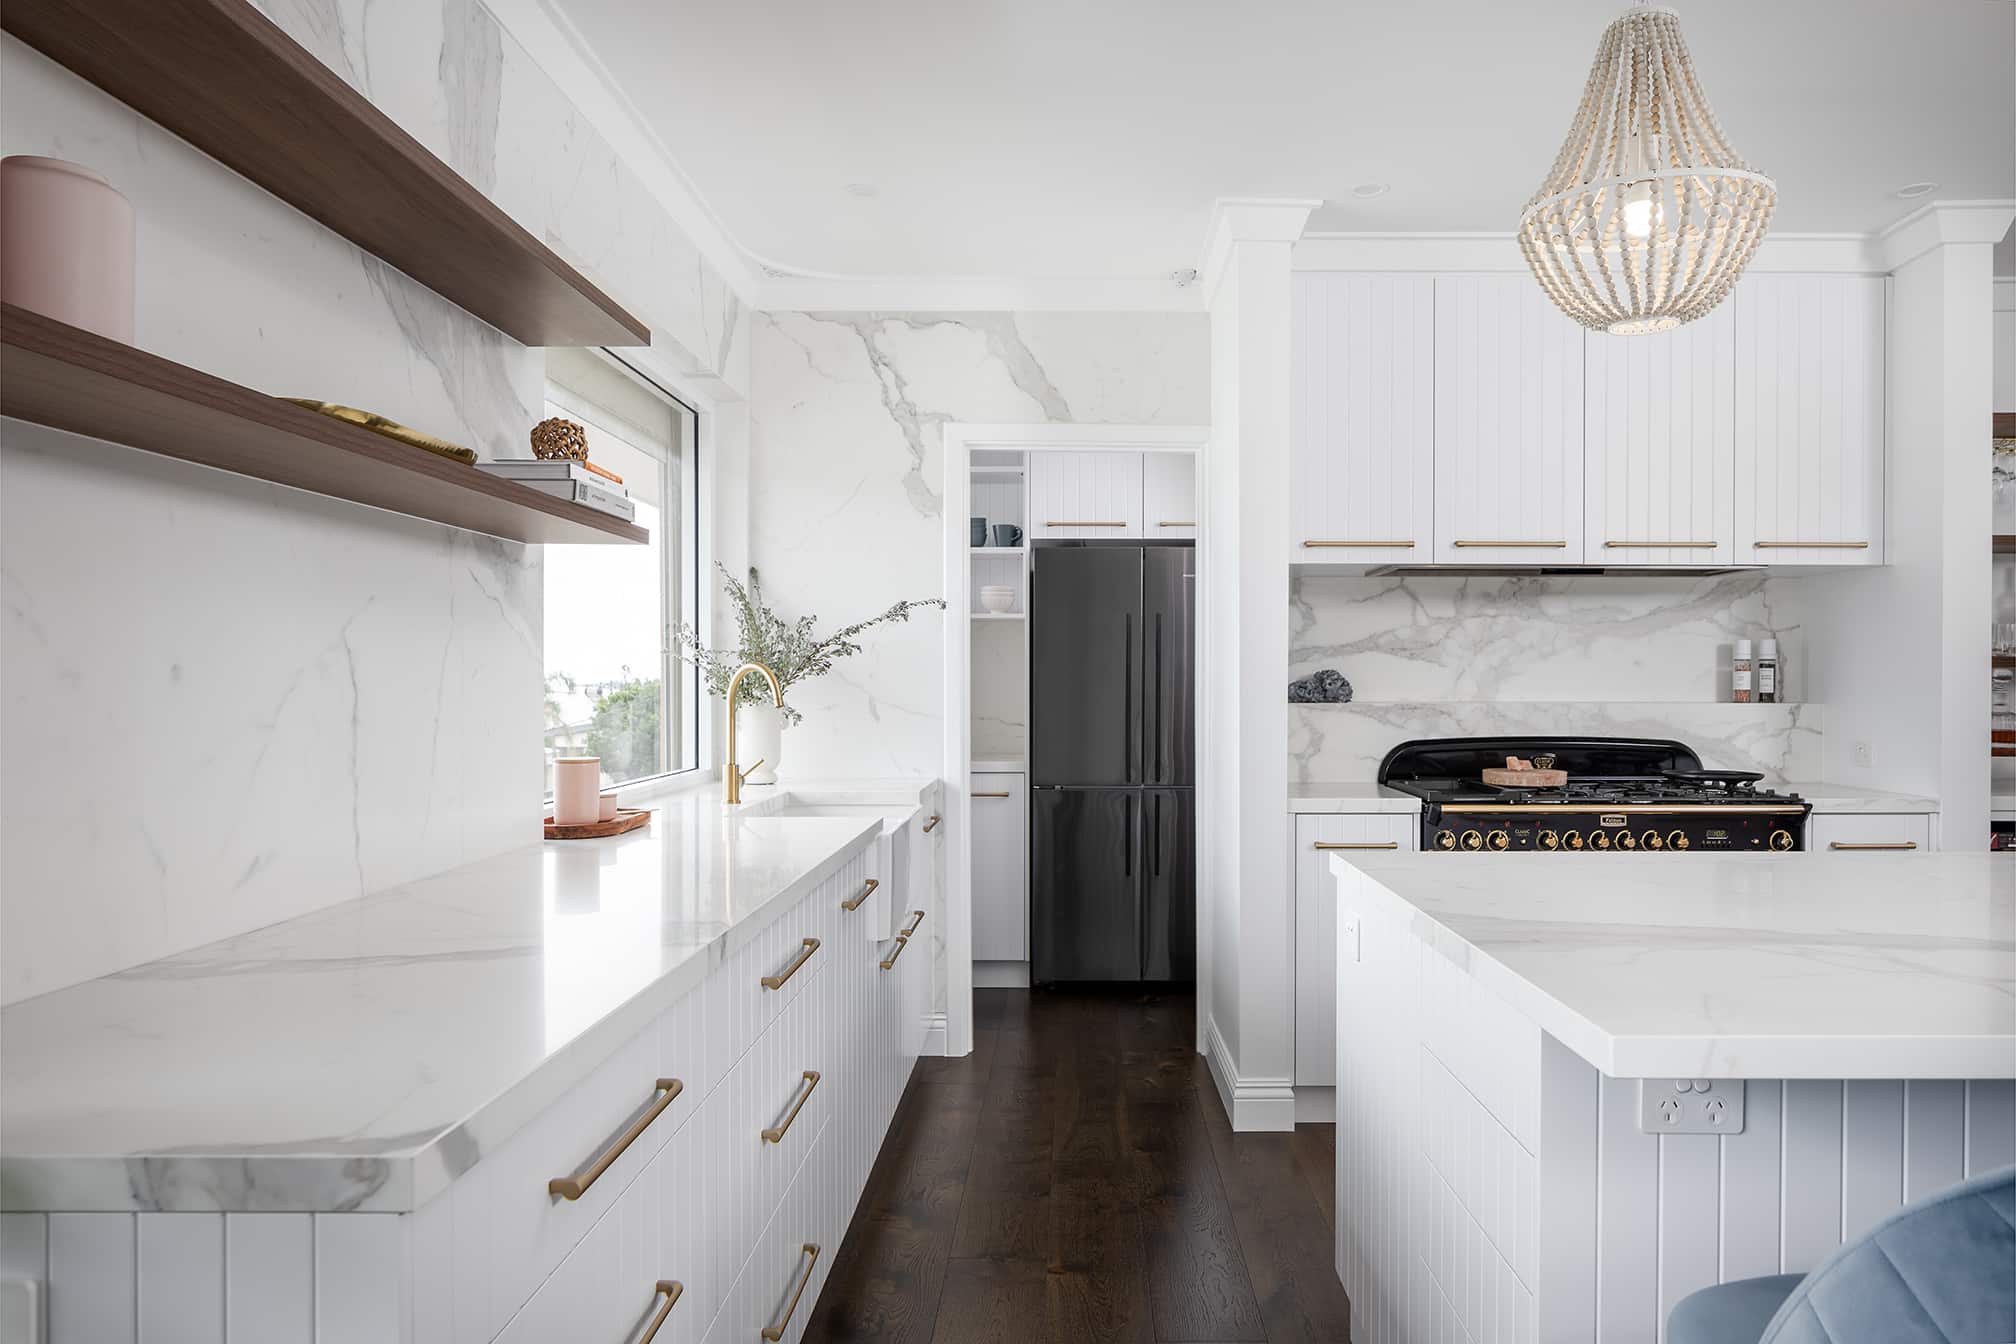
xmin=282 ymin=399 xmax=478 ymax=465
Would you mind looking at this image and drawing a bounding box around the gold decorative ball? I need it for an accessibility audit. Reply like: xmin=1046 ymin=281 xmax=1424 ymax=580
xmin=530 ymin=416 xmax=588 ymax=461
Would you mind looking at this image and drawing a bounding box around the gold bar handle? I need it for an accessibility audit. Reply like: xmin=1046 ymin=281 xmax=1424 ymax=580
xmin=760 ymin=1245 xmax=821 ymax=1341
xmin=638 ymin=1280 xmax=683 ymax=1343
xmin=922 ymin=814 xmax=941 ymax=833
xmin=761 ymin=1071 xmax=821 ymax=1143
xmin=1604 ymin=540 xmax=1718 ymax=549
xmin=760 ymin=938 xmax=820 ymax=990
xmin=841 ymin=877 xmax=878 ymax=912
xmin=899 ymin=909 xmax=926 ymax=938
xmin=1046 ymin=520 xmax=1126 ymax=527
xmin=973 ymin=791 xmax=1011 ymax=798
xmin=1452 ymin=540 xmax=1568 ymax=549
xmin=1828 ymin=841 xmax=1919 ymax=851
xmin=547 ymin=1078 xmax=684 ymax=1200
xmin=1752 ymin=541 xmax=1870 ymax=549
xmin=1313 ymin=841 xmax=1400 ymax=850
xmin=1158 ymin=520 xmax=1196 ymax=528
xmin=880 ymin=936 xmax=911 ymax=971
xmin=1303 ymin=540 xmax=1414 ymax=548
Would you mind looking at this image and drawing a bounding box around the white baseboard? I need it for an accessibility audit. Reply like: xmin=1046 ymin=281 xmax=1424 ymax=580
xmin=972 ymin=960 xmax=1031 ymax=988
xmin=1203 ymin=1014 xmax=1297 ymax=1132
xmin=921 ymin=1011 xmax=949 ymax=1057
xmin=1294 ymin=1086 xmax=1336 ymax=1124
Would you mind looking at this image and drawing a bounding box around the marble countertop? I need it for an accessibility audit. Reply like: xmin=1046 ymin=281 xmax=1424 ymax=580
xmin=0 ymin=785 xmax=926 ymax=1214
xmin=1779 ymin=781 xmax=1938 ymax=813
xmin=1289 ymin=780 xmax=1937 ymax=815
xmin=1331 ymin=852 xmax=2015 ymax=1080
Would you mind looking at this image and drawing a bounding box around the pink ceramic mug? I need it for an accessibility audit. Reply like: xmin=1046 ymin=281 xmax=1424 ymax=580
xmin=553 ymin=757 xmax=602 ymax=827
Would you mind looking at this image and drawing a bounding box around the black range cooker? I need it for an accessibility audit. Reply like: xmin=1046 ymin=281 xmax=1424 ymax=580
xmin=1380 ymin=737 xmax=1811 ymax=853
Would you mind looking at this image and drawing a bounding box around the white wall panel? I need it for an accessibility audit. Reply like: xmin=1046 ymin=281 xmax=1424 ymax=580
xmin=1657 ymin=1135 xmax=1721 ymax=1332
xmin=1965 ymin=1080 xmax=2016 ymax=1173
xmin=1841 ymin=1081 xmax=1905 ymax=1240
xmin=1596 ymin=1075 xmax=1659 ymax=1343
xmin=48 ymin=1214 xmax=134 ymax=1344
xmin=1903 ymin=1079 xmax=1966 ymax=1201
xmin=1536 ymin=1035 xmax=1596 ymax=1344
xmin=1719 ymin=1080 xmax=1784 ymax=1280
xmin=1780 ymin=1080 xmax=1845 ymax=1272
xmin=223 ymin=1214 xmax=311 ymax=1344
xmin=312 ymin=1215 xmax=403 ymax=1344
xmin=136 ymin=1214 xmax=222 ymax=1344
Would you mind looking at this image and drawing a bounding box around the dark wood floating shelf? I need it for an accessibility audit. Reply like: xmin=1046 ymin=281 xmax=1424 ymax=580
xmin=1 ymin=305 xmax=648 ymax=546
xmin=1996 ymin=535 xmax=2016 ymax=556
xmin=1 ymin=0 xmax=649 ymax=349
xmin=1996 ymin=654 xmax=2016 ymax=671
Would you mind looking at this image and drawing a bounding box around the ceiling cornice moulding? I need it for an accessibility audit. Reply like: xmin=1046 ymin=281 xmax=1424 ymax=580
xmin=1201 ymin=198 xmax=1322 ymax=300
xmin=1875 ymin=200 xmax=2016 ymax=273
xmin=1296 ymin=231 xmax=1889 ymax=275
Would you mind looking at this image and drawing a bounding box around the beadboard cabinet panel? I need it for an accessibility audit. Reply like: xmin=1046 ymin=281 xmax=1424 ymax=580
xmin=1735 ymin=274 xmax=1886 ymax=564
xmin=1293 ymin=272 xmax=1435 ymax=563
xmin=1141 ymin=450 xmax=1198 ymax=538
xmin=1585 ymin=305 xmax=1737 ymax=566
xmin=1027 ymin=451 xmax=1143 ymax=538
xmin=1433 ymin=274 xmax=1587 ymax=564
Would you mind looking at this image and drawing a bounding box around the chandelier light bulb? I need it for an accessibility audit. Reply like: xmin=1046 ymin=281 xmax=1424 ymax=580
xmin=1621 ymin=188 xmax=1656 ymax=240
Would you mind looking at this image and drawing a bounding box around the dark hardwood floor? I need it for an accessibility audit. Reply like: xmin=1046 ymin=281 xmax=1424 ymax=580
xmin=804 ymin=987 xmax=1351 ymax=1344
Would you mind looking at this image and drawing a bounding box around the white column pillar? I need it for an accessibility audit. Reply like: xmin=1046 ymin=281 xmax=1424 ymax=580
xmin=1198 ymin=198 xmax=1315 ymax=1129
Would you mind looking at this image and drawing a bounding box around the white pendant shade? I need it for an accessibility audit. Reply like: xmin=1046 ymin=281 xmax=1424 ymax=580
xmin=1519 ymin=3 xmax=1775 ymax=335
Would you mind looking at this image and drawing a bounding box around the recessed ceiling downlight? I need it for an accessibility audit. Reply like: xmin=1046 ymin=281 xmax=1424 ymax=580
xmin=1893 ymin=181 xmax=1938 ymax=199
xmin=1351 ymin=183 xmax=1390 ymax=198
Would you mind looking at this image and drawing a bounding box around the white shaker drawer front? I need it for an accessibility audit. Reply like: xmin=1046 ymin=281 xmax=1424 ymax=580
xmin=1810 ymin=813 xmax=1932 ymax=853
xmin=705 ymin=1119 xmax=837 ymax=1344
xmin=1294 ymin=813 xmax=1417 ymax=1086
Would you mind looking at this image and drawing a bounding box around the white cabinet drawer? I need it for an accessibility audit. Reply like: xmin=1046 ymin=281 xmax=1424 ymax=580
xmin=1810 ymin=813 xmax=1932 ymax=853
xmin=969 ymin=773 xmax=1028 ymax=962
xmin=705 ymin=1119 xmax=841 ymax=1344
xmin=1294 ymin=813 xmax=1417 ymax=1086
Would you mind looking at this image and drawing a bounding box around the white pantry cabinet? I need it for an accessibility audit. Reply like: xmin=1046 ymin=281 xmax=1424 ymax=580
xmin=1585 ymin=302 xmax=1737 ymax=566
xmin=1433 ymin=274 xmax=1587 ymax=565
xmin=1141 ymin=451 xmax=1198 ymax=538
xmin=1735 ymin=274 xmax=1886 ymax=564
xmin=969 ymin=772 xmax=1028 ymax=961
xmin=1028 ymin=451 xmax=1143 ymax=539
xmin=1292 ymin=272 xmax=1435 ymax=564
xmin=1293 ymin=812 xmax=1416 ymax=1086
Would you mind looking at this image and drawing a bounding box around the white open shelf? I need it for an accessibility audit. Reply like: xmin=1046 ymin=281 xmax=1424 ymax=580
xmin=972 ymin=612 xmax=1026 ymax=621
xmin=971 ymin=546 xmax=1026 ymax=555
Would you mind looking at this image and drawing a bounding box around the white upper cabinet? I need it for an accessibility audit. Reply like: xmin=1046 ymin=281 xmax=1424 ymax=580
xmin=1734 ymin=274 xmax=1886 ymax=564
xmin=1433 ymin=275 xmax=1587 ymax=564
xmin=1141 ymin=451 xmax=1198 ymax=538
xmin=1028 ymin=451 xmax=1144 ymax=539
xmin=1292 ymin=272 xmax=1435 ymax=563
xmin=1585 ymin=303 xmax=1737 ymax=566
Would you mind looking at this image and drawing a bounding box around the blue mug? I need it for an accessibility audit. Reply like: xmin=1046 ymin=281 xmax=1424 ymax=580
xmin=992 ymin=524 xmax=1023 ymax=548
xmin=970 ymin=517 xmax=987 ymax=547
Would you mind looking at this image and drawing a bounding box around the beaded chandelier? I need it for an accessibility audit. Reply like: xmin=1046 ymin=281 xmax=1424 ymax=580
xmin=1518 ymin=2 xmax=1775 ymax=335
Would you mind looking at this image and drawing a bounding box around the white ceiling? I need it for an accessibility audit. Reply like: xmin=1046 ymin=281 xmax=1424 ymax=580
xmin=550 ymin=0 xmax=2015 ymax=282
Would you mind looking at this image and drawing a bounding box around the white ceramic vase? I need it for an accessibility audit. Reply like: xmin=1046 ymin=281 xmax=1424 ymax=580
xmin=738 ymin=701 xmax=784 ymax=786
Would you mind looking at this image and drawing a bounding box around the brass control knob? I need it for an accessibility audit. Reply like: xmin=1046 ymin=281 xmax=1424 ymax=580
xmin=1487 ymin=831 xmax=1509 ymax=851
xmin=1769 ymin=829 xmax=1795 ymax=851
xmin=1668 ymin=830 xmax=1690 ymax=851
xmin=1565 ymin=831 xmax=1585 ymax=850
xmin=1616 ymin=831 xmax=1638 ymax=850
xmin=1460 ymin=830 xmax=1484 ymax=851
xmin=1590 ymin=831 xmax=1611 ymax=850
xmin=1435 ymin=830 xmax=1458 ymax=851
xmin=1537 ymin=830 xmax=1560 ymax=851
xmin=1641 ymin=830 xmax=1664 ymax=850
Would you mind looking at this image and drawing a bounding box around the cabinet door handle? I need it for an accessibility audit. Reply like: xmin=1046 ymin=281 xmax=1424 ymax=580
xmin=1313 ymin=841 xmax=1400 ymax=850
xmin=1158 ymin=520 xmax=1196 ymax=527
xmin=1046 ymin=520 xmax=1126 ymax=527
xmin=922 ymin=814 xmax=940 ymax=833
xmin=1752 ymin=541 xmax=1870 ymax=549
xmin=972 ymin=791 xmax=1011 ymax=798
xmin=880 ymin=935 xmax=911 ymax=971
xmin=1303 ymin=540 xmax=1414 ymax=548
xmin=841 ymin=878 xmax=878 ymax=911
xmin=761 ymin=1245 xmax=822 ymax=1341
xmin=760 ymin=938 xmax=820 ymax=990
xmin=761 ymin=1071 xmax=821 ymax=1143
xmin=547 ymin=1078 xmax=683 ymax=1199
xmin=1827 ymin=841 xmax=1918 ymax=850
xmin=1452 ymin=540 xmax=1567 ymax=549
xmin=637 ymin=1280 xmax=683 ymax=1343
xmin=1604 ymin=540 xmax=1718 ymax=549
xmin=899 ymin=909 xmax=926 ymax=938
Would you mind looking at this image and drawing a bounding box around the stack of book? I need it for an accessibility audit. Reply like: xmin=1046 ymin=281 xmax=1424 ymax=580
xmin=477 ymin=460 xmax=634 ymax=522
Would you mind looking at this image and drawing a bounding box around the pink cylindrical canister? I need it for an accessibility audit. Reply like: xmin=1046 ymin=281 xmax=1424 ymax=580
xmin=0 ymin=156 xmax=135 ymax=343
xmin=598 ymin=790 xmax=620 ymax=822
xmin=553 ymin=757 xmax=603 ymax=827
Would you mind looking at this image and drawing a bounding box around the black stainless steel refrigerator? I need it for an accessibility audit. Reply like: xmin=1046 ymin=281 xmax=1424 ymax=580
xmin=1029 ymin=544 xmax=1194 ymax=984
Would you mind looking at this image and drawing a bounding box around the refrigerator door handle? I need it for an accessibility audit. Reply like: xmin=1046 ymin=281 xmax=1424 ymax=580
xmin=1123 ymin=794 xmax=1133 ymax=878
xmin=1153 ymin=614 xmax=1164 ymax=784
xmin=1152 ymin=792 xmax=1162 ymax=877
xmin=1123 ymin=613 xmax=1135 ymax=782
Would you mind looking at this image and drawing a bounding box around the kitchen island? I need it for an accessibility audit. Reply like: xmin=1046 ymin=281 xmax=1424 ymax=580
xmin=1327 ymin=851 xmax=2015 ymax=1344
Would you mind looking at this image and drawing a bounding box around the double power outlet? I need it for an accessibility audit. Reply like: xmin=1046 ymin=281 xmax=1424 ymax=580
xmin=1637 ymin=1078 xmax=1746 ymax=1134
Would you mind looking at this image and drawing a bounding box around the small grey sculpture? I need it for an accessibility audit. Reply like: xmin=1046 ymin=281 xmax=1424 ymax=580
xmin=1289 ymin=669 xmax=1353 ymax=703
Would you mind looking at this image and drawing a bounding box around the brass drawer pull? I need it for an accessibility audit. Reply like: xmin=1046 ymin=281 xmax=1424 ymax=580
xmin=762 ymin=1071 xmax=821 ymax=1143
xmin=1828 ymin=841 xmax=1919 ymax=851
xmin=1046 ymin=520 xmax=1126 ymax=527
xmin=1753 ymin=541 xmax=1870 ymax=549
xmin=899 ymin=909 xmax=926 ymax=938
xmin=1604 ymin=540 xmax=1717 ymax=549
xmin=761 ymin=938 xmax=820 ymax=990
xmin=1303 ymin=539 xmax=1414 ymax=548
xmin=973 ymin=791 xmax=1011 ymax=798
xmin=880 ymin=936 xmax=911 ymax=971
xmin=842 ymin=877 xmax=878 ymax=912
xmin=1313 ymin=841 xmax=1400 ymax=850
xmin=638 ymin=1280 xmax=683 ymax=1343
xmin=1158 ymin=520 xmax=1196 ymax=528
xmin=547 ymin=1078 xmax=684 ymax=1200
xmin=922 ymin=814 xmax=941 ymax=833
xmin=761 ymin=1244 xmax=822 ymax=1341
xmin=1453 ymin=540 xmax=1567 ymax=548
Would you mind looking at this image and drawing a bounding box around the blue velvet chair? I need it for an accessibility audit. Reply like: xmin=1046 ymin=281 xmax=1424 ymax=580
xmin=1668 ymin=1165 xmax=2015 ymax=1344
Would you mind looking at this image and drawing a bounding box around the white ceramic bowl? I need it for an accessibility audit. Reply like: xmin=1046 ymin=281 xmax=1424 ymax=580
xmin=979 ymin=586 xmax=1015 ymax=613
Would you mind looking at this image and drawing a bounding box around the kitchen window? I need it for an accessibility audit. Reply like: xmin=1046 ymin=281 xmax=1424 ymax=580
xmin=541 ymin=348 xmax=699 ymax=796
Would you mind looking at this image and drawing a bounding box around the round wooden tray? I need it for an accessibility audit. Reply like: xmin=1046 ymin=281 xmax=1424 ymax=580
xmin=544 ymin=807 xmax=652 ymax=840
xmin=1480 ymin=767 xmax=1568 ymax=787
